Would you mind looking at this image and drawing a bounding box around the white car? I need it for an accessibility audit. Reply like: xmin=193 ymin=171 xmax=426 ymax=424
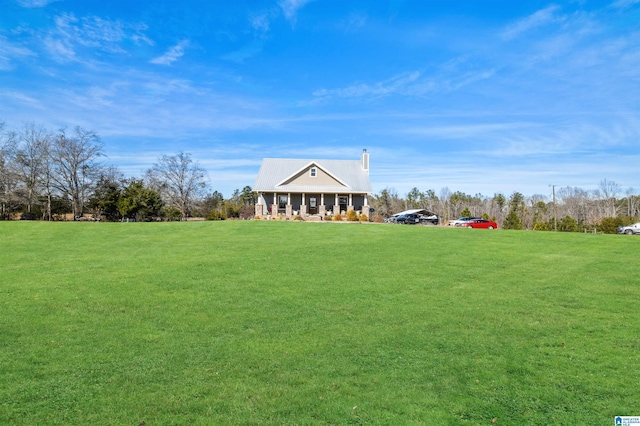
xmin=617 ymin=222 xmax=640 ymax=235
xmin=447 ymin=217 xmax=479 ymax=227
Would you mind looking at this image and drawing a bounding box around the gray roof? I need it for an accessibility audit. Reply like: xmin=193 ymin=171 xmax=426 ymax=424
xmin=254 ymin=158 xmax=372 ymax=194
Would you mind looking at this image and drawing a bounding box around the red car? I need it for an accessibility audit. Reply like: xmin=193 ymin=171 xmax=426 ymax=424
xmin=465 ymin=219 xmax=498 ymax=229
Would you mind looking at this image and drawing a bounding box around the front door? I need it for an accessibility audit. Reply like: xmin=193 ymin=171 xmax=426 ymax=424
xmin=278 ymin=195 xmax=287 ymax=213
xmin=338 ymin=196 xmax=348 ymax=214
xmin=309 ymin=197 xmax=318 ymax=215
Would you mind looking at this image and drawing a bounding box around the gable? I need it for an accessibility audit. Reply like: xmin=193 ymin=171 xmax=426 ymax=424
xmin=279 ymin=163 xmax=348 ymax=188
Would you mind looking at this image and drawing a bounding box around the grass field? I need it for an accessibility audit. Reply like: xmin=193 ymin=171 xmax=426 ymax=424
xmin=1 ymin=221 xmax=638 ymax=425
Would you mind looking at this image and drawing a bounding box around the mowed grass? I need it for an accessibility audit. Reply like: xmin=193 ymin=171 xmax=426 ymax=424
xmin=0 ymin=221 xmax=638 ymax=425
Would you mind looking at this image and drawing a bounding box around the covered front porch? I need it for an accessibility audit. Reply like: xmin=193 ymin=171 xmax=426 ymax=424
xmin=255 ymin=192 xmax=370 ymax=219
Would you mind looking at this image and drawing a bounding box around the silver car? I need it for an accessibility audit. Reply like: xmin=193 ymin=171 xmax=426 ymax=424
xmin=617 ymin=222 xmax=640 ymax=235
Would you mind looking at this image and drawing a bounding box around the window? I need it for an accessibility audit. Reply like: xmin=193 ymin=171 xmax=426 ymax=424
xmin=310 ymin=167 xmax=317 ymax=177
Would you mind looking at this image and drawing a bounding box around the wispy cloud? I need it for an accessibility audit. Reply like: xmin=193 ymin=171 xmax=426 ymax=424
xmin=150 ymin=40 xmax=189 ymax=65
xmin=44 ymin=13 xmax=154 ymax=61
xmin=340 ymin=13 xmax=368 ymax=33
xmin=250 ymin=12 xmax=271 ymax=35
xmin=312 ymin=67 xmax=495 ymax=101
xmin=43 ymin=35 xmax=75 ymax=61
xmin=15 ymin=0 xmax=58 ymax=7
xmin=278 ymin=0 xmax=312 ymax=23
xmin=502 ymin=5 xmax=564 ymax=40
xmin=0 ymin=36 xmax=36 ymax=70
xmin=404 ymin=122 xmax=535 ymax=140
xmin=313 ymin=71 xmax=421 ymax=99
xmin=221 ymin=40 xmax=266 ymax=63
xmin=611 ymin=0 xmax=640 ymax=9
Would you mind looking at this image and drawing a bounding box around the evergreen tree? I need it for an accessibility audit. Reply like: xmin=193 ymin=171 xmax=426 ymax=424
xmin=503 ymin=192 xmax=525 ymax=230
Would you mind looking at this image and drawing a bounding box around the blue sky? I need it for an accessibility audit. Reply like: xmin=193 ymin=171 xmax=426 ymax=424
xmin=1 ymin=0 xmax=638 ymax=199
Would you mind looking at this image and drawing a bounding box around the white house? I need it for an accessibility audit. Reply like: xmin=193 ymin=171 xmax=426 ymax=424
xmin=254 ymin=150 xmax=373 ymax=219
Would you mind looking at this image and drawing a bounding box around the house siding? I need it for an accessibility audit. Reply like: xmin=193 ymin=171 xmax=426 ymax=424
xmin=282 ymin=166 xmax=346 ymax=188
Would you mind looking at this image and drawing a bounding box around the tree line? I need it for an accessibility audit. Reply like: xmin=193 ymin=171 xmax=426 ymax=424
xmin=2 ymin=120 xmax=638 ymax=230
xmin=369 ymin=183 xmax=639 ymax=233
xmin=0 ymin=121 xmax=255 ymax=221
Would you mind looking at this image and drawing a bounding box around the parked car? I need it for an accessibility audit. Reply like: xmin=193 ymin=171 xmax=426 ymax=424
xmin=395 ymin=213 xmax=420 ymax=224
xmin=447 ymin=217 xmax=479 ymax=227
xmin=465 ymin=219 xmax=498 ymax=229
xmin=617 ymin=222 xmax=640 ymax=235
xmin=419 ymin=214 xmax=439 ymax=225
xmin=385 ymin=214 xmax=400 ymax=223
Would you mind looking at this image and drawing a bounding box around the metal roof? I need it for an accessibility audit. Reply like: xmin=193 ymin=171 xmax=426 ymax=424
xmin=254 ymin=158 xmax=372 ymax=194
xmin=392 ymin=209 xmax=438 ymax=216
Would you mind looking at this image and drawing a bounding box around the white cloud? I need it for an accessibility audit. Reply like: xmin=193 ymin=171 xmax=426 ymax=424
xmin=278 ymin=0 xmax=312 ymax=23
xmin=341 ymin=13 xmax=367 ymax=33
xmin=313 ymin=71 xmax=421 ymax=99
xmin=611 ymin=0 xmax=640 ymax=9
xmin=43 ymin=35 xmax=76 ymax=61
xmin=312 ymin=67 xmax=496 ymax=101
xmin=502 ymin=5 xmax=564 ymax=40
xmin=404 ymin=122 xmax=535 ymax=139
xmin=43 ymin=13 xmax=154 ymax=61
xmin=150 ymin=40 xmax=189 ymax=65
xmin=15 ymin=0 xmax=58 ymax=7
xmin=250 ymin=13 xmax=271 ymax=34
xmin=0 ymin=36 xmax=36 ymax=70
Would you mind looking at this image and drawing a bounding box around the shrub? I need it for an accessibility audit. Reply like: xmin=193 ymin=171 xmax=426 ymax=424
xmin=293 ymin=215 xmax=304 ymax=221
xmin=225 ymin=205 xmax=239 ymax=218
xmin=239 ymin=205 xmax=255 ymax=220
xmin=557 ymin=216 xmax=579 ymax=232
xmin=359 ymin=214 xmax=369 ymax=222
xmin=533 ymin=221 xmax=552 ymax=231
xmin=333 ymin=212 xmax=343 ymax=221
xmin=346 ymin=210 xmax=359 ymax=222
xmin=206 ymin=210 xmax=226 ymax=221
xmin=372 ymin=215 xmax=384 ymax=223
xmin=162 ymin=206 xmax=182 ymax=222
xmin=598 ymin=216 xmax=638 ymax=234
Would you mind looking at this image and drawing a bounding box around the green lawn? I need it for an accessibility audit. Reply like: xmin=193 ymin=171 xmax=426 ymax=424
xmin=1 ymin=221 xmax=638 ymax=425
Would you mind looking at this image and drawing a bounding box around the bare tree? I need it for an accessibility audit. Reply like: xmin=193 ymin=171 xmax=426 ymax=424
xmin=146 ymin=152 xmax=207 ymax=220
xmin=13 ymin=123 xmax=52 ymax=214
xmin=50 ymin=126 xmax=104 ymax=220
xmin=439 ymin=187 xmax=452 ymax=221
xmin=0 ymin=122 xmax=19 ymax=219
xmin=418 ymin=189 xmax=440 ymax=215
xmin=625 ymin=187 xmax=639 ymax=218
xmin=557 ymin=186 xmax=590 ymax=223
xmin=597 ymin=179 xmax=620 ymax=218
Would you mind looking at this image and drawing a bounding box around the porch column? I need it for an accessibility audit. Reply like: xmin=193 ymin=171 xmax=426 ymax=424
xmin=360 ymin=194 xmax=371 ymax=220
xmin=255 ymin=191 xmax=263 ymax=217
xmin=271 ymin=192 xmax=278 ymax=219
xmin=286 ymin=192 xmax=292 ymax=218
xmin=348 ymin=193 xmax=354 ymax=212
xmin=319 ymin=193 xmax=326 ymax=217
xmin=362 ymin=193 xmax=370 ymax=219
xmin=300 ymin=193 xmax=307 ymax=218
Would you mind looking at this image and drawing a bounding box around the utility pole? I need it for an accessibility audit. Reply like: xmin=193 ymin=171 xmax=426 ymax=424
xmin=550 ymin=184 xmax=557 ymax=231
